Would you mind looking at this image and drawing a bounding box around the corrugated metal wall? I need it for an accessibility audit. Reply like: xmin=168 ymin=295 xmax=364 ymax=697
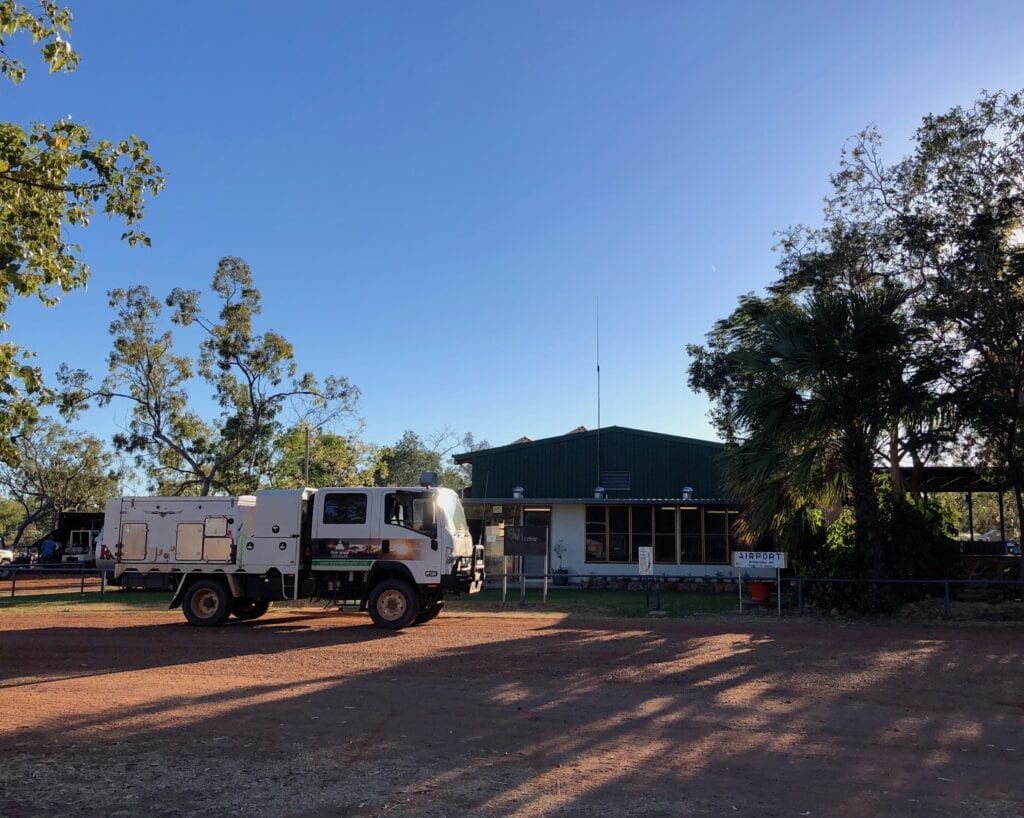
xmin=466 ymin=427 xmax=725 ymax=499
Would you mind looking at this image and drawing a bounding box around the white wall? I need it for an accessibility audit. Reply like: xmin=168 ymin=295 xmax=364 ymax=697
xmin=550 ymin=504 xmax=774 ymax=579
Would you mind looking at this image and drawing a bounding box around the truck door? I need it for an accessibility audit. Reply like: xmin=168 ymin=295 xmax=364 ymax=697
xmin=380 ymin=490 xmax=435 ymax=564
xmin=312 ymin=489 xmax=377 ymax=559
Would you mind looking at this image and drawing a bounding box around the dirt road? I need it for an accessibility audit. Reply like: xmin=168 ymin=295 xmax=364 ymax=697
xmin=1 ymin=609 xmax=1021 ymax=817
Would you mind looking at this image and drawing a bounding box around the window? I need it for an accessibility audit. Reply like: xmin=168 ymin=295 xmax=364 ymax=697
xmin=678 ymin=508 xmax=701 ymax=562
xmin=585 ymin=506 xmax=606 ymax=561
xmin=323 ymin=493 xmax=367 ymax=525
xmin=581 ymin=504 xmax=742 ymax=565
xmin=654 ymin=507 xmax=676 ymax=563
xmin=384 ymin=493 xmax=435 ymax=537
xmin=608 ymin=507 xmax=629 ymax=561
xmin=704 ymin=510 xmax=729 ymax=564
xmin=631 ymin=507 xmax=652 ymax=562
xmin=120 ymin=523 xmax=147 ymax=561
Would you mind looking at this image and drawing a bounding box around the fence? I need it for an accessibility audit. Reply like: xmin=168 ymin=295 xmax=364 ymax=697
xmin=485 ymin=569 xmax=1024 ymax=618
xmin=0 ymin=564 xmax=111 ymax=598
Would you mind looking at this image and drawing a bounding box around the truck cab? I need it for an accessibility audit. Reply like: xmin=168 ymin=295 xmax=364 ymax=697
xmin=299 ymin=484 xmax=482 ymax=627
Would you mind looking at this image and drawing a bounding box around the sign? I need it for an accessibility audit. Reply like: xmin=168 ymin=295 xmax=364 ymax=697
xmin=638 ymin=546 xmax=653 ymax=576
xmin=504 ymin=525 xmax=547 ymax=557
xmin=732 ymin=551 xmax=787 ymax=569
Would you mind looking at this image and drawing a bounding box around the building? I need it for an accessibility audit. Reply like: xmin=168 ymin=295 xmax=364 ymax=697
xmin=454 ymin=426 xmax=755 ymax=580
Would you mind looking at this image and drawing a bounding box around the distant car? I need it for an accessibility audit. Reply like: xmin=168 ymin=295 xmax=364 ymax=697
xmin=1007 ymin=539 xmax=1022 ymax=557
xmin=0 ymin=546 xmax=14 ymax=578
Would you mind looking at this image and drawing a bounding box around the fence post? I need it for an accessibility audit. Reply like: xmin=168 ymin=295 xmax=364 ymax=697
xmin=100 ymin=569 xmax=106 ymax=599
xmin=943 ymin=580 xmax=951 ymax=619
xmin=9 ymin=568 xmax=15 ymax=598
xmin=797 ymin=577 xmax=803 ymax=612
xmin=80 ymin=565 xmax=87 ymax=594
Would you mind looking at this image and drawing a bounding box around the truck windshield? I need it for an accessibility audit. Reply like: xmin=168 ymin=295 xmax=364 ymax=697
xmin=436 ymin=491 xmax=468 ymax=533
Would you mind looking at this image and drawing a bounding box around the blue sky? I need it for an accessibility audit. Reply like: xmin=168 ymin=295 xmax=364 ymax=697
xmin=5 ymin=0 xmax=1024 ymax=454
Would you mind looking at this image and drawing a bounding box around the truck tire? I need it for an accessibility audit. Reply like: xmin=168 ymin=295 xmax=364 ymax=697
xmin=413 ymin=600 xmax=445 ymax=625
xmin=231 ymin=597 xmax=271 ymax=621
xmin=368 ymin=579 xmax=418 ymax=629
xmin=182 ymin=579 xmax=231 ymax=627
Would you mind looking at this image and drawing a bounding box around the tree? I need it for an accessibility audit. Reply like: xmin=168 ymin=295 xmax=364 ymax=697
xmin=690 ymin=90 xmax=1024 ymax=580
xmin=373 ymin=431 xmax=445 ymax=488
xmin=372 ymin=428 xmax=487 ymax=489
xmin=0 ymin=2 xmax=163 ymax=454
xmin=908 ymin=93 xmax=1024 ymax=532
xmin=0 ymin=417 xmax=121 ymax=546
xmin=60 ymin=257 xmax=358 ymax=495
xmin=689 ymin=281 xmax=917 ymax=577
xmin=267 ymin=426 xmax=376 ymax=489
xmin=826 ymin=91 xmax=1024 ymax=530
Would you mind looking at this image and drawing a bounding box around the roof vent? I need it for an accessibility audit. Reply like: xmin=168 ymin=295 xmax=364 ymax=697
xmin=512 ymin=486 xmax=524 ymax=499
xmin=681 ymin=486 xmax=693 ymax=500
xmin=594 ymin=486 xmax=605 ymax=499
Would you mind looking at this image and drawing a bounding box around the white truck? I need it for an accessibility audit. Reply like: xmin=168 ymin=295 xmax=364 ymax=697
xmin=105 ymin=477 xmax=484 ymax=629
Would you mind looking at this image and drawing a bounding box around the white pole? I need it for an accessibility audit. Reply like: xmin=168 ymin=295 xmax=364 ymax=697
xmin=777 ymin=567 xmax=781 ymax=617
xmin=543 ymin=527 xmax=549 ymax=603
xmin=738 ymin=574 xmax=743 ymax=613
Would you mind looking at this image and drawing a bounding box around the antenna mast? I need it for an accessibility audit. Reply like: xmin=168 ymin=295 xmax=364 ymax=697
xmin=596 ymin=297 xmax=601 ymax=488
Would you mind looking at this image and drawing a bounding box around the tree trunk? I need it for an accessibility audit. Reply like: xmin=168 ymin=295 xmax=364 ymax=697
xmin=847 ymin=439 xmax=887 ymax=579
xmin=888 ymin=432 xmax=904 ymax=497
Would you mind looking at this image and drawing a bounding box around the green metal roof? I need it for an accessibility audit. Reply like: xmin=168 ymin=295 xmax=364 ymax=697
xmin=454 ymin=426 xmax=725 ymax=500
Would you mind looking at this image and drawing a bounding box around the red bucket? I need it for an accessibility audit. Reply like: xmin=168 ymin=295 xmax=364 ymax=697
xmin=749 ymin=581 xmax=771 ymax=604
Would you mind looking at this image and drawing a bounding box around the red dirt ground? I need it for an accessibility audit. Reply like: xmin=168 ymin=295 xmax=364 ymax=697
xmin=1 ymin=608 xmax=1022 ymax=817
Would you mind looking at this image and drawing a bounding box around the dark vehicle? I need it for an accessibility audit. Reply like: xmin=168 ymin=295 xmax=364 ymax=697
xmin=29 ymin=511 xmax=104 ymax=568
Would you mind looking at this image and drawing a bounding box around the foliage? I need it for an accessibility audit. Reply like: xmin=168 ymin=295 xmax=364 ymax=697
xmin=690 ymin=280 xmax=919 ymax=577
xmin=373 ymin=428 xmax=487 ymax=489
xmin=0 ymin=417 xmax=121 ymax=546
xmin=0 ymin=2 xmax=163 ymax=455
xmin=268 ymin=425 xmax=378 ymax=489
xmin=59 ymin=258 xmax=357 ymax=495
xmin=785 ymin=488 xmax=959 ymax=613
xmin=689 ymin=89 xmax=1024 ymax=584
xmin=952 ymin=491 xmax=1021 ymax=540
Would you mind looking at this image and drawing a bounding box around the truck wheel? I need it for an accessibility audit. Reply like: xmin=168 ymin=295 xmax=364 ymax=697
xmin=182 ymin=579 xmax=231 ymax=626
xmin=413 ymin=600 xmax=444 ymax=625
xmin=232 ymin=597 xmax=271 ymax=621
xmin=368 ymin=579 xmax=418 ymax=629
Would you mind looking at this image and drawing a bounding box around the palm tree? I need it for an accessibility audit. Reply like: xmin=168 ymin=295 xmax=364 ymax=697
xmin=692 ymin=283 xmax=917 ymax=578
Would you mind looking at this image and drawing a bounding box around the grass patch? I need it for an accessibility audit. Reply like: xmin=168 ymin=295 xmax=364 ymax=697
xmin=0 ymin=590 xmax=174 ymax=612
xmin=446 ymin=587 xmax=738 ymax=618
xmin=0 ymin=587 xmax=740 ymax=620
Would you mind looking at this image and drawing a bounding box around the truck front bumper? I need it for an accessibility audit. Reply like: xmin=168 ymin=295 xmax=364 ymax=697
xmin=442 ymin=553 xmax=486 ymax=594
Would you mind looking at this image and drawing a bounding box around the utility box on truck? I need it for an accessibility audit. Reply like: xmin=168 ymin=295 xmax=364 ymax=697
xmin=107 ymin=480 xmax=484 ymax=630
xmin=108 ymin=495 xmax=256 ymax=590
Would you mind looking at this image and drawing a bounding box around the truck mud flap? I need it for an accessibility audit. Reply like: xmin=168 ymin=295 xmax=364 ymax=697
xmin=169 ymin=579 xmax=187 ymax=610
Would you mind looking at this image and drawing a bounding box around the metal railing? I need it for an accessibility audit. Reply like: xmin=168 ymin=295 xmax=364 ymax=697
xmin=1 ymin=564 xmax=111 ymax=598
xmin=484 ymin=570 xmax=1024 ymax=618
